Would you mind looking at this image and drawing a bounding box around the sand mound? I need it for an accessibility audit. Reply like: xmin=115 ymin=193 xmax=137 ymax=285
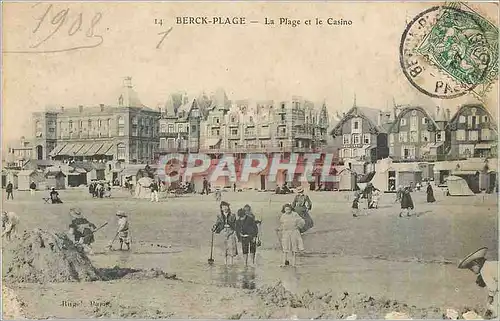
xmin=256 ymin=281 xmax=452 ymax=319
xmin=2 ymin=286 xmax=26 ymax=319
xmin=2 ymin=229 xmax=102 ymax=283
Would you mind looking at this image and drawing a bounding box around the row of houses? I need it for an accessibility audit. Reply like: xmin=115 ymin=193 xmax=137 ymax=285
xmin=330 ymin=103 xmax=497 ymax=167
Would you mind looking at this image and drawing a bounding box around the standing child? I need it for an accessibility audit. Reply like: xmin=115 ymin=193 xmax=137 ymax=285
xmin=236 ymin=206 xmax=259 ymax=266
xmin=212 ymin=201 xmax=238 ymax=265
xmin=2 ymin=211 xmax=19 ymax=241
xmin=114 ymin=211 xmax=131 ymax=251
xmin=279 ymin=203 xmax=305 ymax=267
xmin=352 ymin=193 xmax=361 ymax=217
xmin=215 ymin=188 xmax=222 ymax=202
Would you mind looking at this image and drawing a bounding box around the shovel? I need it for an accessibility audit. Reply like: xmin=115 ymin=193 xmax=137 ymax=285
xmin=208 ymin=232 xmax=215 ymax=265
xmin=106 ymin=231 xmax=119 ymax=250
xmin=92 ymin=222 xmax=108 ymax=234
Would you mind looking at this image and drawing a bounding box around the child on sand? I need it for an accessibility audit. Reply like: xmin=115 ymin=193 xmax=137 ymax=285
xmin=352 ymin=194 xmax=360 ymax=217
xmin=215 ymin=189 xmax=222 ymax=202
xmin=212 ymin=201 xmax=238 ymax=265
xmin=279 ymin=203 xmax=305 ymax=267
xmin=115 ymin=211 xmax=131 ymax=251
xmin=236 ymin=207 xmax=259 ymax=266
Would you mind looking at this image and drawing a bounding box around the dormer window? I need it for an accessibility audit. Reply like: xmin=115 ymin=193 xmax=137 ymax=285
xmin=231 ymin=116 xmax=236 ymax=123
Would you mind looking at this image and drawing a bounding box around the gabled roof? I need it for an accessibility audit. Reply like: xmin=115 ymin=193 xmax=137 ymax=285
xmin=447 ymin=104 xmax=498 ymax=131
xmin=45 ymin=170 xmax=66 ymax=177
xmin=18 ymin=169 xmax=36 ymax=176
xmin=177 ymin=98 xmax=197 ymax=120
xmin=388 ymin=105 xmax=441 ymax=133
xmin=329 ymin=106 xmax=385 ymax=136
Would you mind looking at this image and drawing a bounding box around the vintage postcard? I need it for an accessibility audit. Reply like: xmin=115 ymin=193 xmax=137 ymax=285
xmin=2 ymin=1 xmax=499 ymax=320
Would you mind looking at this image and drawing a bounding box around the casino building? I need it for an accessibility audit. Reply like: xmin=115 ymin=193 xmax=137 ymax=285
xmin=32 ymin=77 xmax=160 ymax=164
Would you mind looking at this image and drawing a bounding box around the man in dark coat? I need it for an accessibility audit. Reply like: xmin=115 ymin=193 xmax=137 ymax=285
xmin=202 ymin=177 xmax=209 ymax=195
xmin=6 ymin=182 xmax=13 ymax=200
xmin=426 ymin=182 xmax=436 ymax=203
xmin=399 ymin=187 xmax=414 ymax=217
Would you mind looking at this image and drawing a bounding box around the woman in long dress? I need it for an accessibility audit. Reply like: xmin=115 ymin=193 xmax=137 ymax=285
xmin=212 ymin=201 xmax=238 ymax=265
xmin=399 ymin=187 xmax=415 ymax=217
xmin=279 ymin=203 xmax=305 ymax=267
xmin=426 ymin=182 xmax=436 ymax=203
xmin=291 ymin=186 xmax=313 ymax=233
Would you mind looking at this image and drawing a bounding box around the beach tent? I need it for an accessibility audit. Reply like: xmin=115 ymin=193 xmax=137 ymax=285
xmin=338 ymin=168 xmax=356 ymax=191
xmin=17 ymin=170 xmax=43 ymax=191
xmin=445 ymin=175 xmax=474 ymax=196
xmin=135 ymin=176 xmax=154 ymax=199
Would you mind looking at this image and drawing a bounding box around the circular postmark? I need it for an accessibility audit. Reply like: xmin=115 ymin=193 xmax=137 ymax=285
xmin=400 ymin=6 xmax=498 ymax=99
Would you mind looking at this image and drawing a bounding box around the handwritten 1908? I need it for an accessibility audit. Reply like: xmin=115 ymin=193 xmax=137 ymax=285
xmin=4 ymin=3 xmax=104 ymax=54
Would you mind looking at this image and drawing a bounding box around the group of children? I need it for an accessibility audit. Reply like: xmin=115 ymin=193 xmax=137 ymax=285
xmin=212 ymin=197 xmax=310 ymax=268
xmin=212 ymin=201 xmax=261 ymax=266
xmin=88 ymin=181 xmax=111 ymax=198
xmin=68 ymin=207 xmax=130 ymax=254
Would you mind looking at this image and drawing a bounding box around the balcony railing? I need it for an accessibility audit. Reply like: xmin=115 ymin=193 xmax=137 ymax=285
xmin=198 ymin=147 xmax=293 ymax=153
xmin=156 ymin=147 xmax=189 ymax=153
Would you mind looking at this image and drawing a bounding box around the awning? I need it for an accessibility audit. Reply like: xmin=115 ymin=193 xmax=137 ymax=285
xmin=452 ymin=170 xmax=480 ymax=175
xmin=87 ymin=143 xmax=104 ymax=156
xmin=207 ymin=138 xmax=221 ymax=147
xmin=75 ymin=143 xmax=94 ymax=156
xmin=475 ymin=143 xmax=492 ymax=149
xmin=69 ymin=144 xmax=85 ymax=155
xmin=58 ymin=143 xmax=75 ymax=156
xmin=49 ymin=144 xmax=67 ymax=156
xmin=98 ymin=143 xmax=114 ymax=156
xmin=362 ymin=144 xmax=372 ymax=150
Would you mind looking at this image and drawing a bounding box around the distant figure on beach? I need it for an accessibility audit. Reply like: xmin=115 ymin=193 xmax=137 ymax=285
xmin=202 ymin=177 xmax=210 ymax=195
xmin=426 ymin=182 xmax=436 ymax=203
xmin=215 ymin=188 xmax=222 ymax=202
xmin=291 ymin=186 xmax=313 ymax=233
xmin=399 ymin=187 xmax=414 ymax=217
xmin=6 ymin=181 xmax=13 ymax=200
xmin=30 ymin=181 xmax=37 ymax=196
xmin=50 ymin=188 xmax=63 ymax=204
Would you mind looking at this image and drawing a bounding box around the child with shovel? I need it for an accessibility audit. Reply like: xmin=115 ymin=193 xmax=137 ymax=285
xmin=68 ymin=208 xmax=97 ymax=254
xmin=108 ymin=211 xmax=131 ymax=251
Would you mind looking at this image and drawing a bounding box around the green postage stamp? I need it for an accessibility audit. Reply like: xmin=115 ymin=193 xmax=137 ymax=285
xmin=400 ymin=3 xmax=498 ymax=100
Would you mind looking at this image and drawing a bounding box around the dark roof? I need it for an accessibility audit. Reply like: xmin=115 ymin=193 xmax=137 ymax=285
xmin=45 ymin=171 xmax=66 ymax=177
xmin=23 ymin=159 xmax=62 ymax=168
xmin=70 ymin=161 xmax=107 ymax=172
xmin=330 ymin=106 xmax=389 ymax=136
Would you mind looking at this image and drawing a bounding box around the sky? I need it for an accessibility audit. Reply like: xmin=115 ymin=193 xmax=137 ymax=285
xmin=2 ymin=1 xmax=498 ymax=147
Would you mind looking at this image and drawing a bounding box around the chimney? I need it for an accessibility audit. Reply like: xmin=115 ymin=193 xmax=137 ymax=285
xmin=377 ymin=111 xmax=382 ymax=126
xmin=100 ymin=104 xmax=105 ymax=112
xmin=79 ymin=105 xmax=83 ymax=112
xmin=446 ymin=108 xmax=451 ymax=120
xmin=61 ymin=106 xmax=65 ymax=112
